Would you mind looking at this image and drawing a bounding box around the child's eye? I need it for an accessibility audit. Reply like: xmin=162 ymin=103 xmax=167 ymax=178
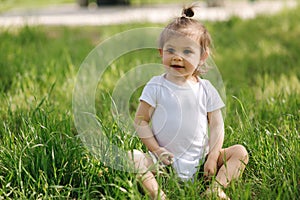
xmin=183 ymin=49 xmax=193 ymax=55
xmin=165 ymin=48 xmax=175 ymax=54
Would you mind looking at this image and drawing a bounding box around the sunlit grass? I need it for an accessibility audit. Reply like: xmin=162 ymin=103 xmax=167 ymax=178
xmin=254 ymin=74 xmax=300 ymax=100
xmin=0 ymin=0 xmax=74 ymax=12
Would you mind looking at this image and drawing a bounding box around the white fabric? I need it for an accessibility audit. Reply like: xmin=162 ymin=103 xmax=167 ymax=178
xmin=140 ymin=74 xmax=225 ymax=180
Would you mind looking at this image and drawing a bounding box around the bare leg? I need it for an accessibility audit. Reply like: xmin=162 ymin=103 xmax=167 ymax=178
xmin=128 ymin=150 xmax=166 ymax=200
xmin=141 ymin=171 xmax=166 ymax=200
xmin=216 ymin=144 xmax=249 ymax=187
xmin=203 ymin=144 xmax=249 ymax=200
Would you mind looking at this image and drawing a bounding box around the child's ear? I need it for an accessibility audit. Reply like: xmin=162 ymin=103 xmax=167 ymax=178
xmin=158 ymin=49 xmax=163 ymax=57
xmin=200 ymin=50 xmax=209 ymax=62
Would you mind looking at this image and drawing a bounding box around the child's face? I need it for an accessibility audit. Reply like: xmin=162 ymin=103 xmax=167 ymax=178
xmin=159 ymin=36 xmax=201 ymax=79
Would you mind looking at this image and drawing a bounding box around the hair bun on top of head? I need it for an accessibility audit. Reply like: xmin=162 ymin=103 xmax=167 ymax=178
xmin=182 ymin=7 xmax=194 ymax=18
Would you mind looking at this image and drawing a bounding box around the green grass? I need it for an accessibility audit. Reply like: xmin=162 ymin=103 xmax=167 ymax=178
xmin=0 ymin=5 xmax=300 ymax=200
xmin=0 ymin=0 xmax=74 ymax=12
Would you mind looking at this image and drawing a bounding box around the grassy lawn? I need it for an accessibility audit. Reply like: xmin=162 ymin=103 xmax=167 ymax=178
xmin=0 ymin=0 xmax=73 ymax=12
xmin=0 ymin=5 xmax=299 ymax=200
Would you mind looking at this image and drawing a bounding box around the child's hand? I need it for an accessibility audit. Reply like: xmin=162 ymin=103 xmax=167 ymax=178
xmin=204 ymin=157 xmax=217 ymax=179
xmin=153 ymin=147 xmax=174 ymax=165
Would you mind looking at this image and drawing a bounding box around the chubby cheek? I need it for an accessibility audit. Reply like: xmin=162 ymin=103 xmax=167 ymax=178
xmin=185 ymin=58 xmax=199 ymax=69
xmin=161 ymin=55 xmax=171 ymax=66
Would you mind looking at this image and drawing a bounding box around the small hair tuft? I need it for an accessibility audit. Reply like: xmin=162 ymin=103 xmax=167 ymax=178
xmin=182 ymin=7 xmax=194 ymax=18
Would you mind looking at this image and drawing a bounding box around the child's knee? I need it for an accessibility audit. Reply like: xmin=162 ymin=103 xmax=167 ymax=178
xmin=128 ymin=149 xmax=148 ymax=172
xmin=129 ymin=149 xmax=145 ymax=162
xmin=128 ymin=149 xmax=141 ymax=160
xmin=233 ymin=144 xmax=249 ymax=163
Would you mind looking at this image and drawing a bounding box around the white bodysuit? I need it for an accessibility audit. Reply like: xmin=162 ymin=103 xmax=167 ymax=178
xmin=140 ymin=74 xmax=225 ymax=181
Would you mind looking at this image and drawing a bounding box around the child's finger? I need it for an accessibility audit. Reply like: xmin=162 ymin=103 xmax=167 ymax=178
xmin=204 ymin=166 xmax=216 ymax=177
xmin=160 ymin=152 xmax=174 ymax=165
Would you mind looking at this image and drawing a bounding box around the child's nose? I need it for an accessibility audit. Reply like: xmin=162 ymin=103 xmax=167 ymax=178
xmin=172 ymin=55 xmax=183 ymax=62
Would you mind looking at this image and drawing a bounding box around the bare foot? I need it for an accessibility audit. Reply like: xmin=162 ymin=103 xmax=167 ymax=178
xmin=153 ymin=191 xmax=167 ymax=200
xmin=201 ymin=183 xmax=230 ymax=200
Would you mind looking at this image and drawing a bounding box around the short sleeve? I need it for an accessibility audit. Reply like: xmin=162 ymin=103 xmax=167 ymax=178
xmin=203 ymin=80 xmax=225 ymax=112
xmin=139 ymin=82 xmax=157 ymax=108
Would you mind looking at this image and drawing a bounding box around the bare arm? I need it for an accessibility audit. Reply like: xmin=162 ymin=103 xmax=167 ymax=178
xmin=134 ymin=100 xmax=159 ymax=151
xmin=134 ymin=100 xmax=173 ymax=164
xmin=204 ymin=109 xmax=224 ymax=176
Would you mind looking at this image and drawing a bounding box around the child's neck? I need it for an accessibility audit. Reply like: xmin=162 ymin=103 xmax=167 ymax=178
xmin=165 ymin=73 xmax=198 ymax=86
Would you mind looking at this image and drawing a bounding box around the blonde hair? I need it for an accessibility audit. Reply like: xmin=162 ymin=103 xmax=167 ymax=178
xmin=159 ymin=6 xmax=212 ymax=76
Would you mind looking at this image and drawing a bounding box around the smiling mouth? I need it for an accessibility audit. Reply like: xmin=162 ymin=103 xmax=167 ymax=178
xmin=170 ymin=65 xmax=184 ymax=69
